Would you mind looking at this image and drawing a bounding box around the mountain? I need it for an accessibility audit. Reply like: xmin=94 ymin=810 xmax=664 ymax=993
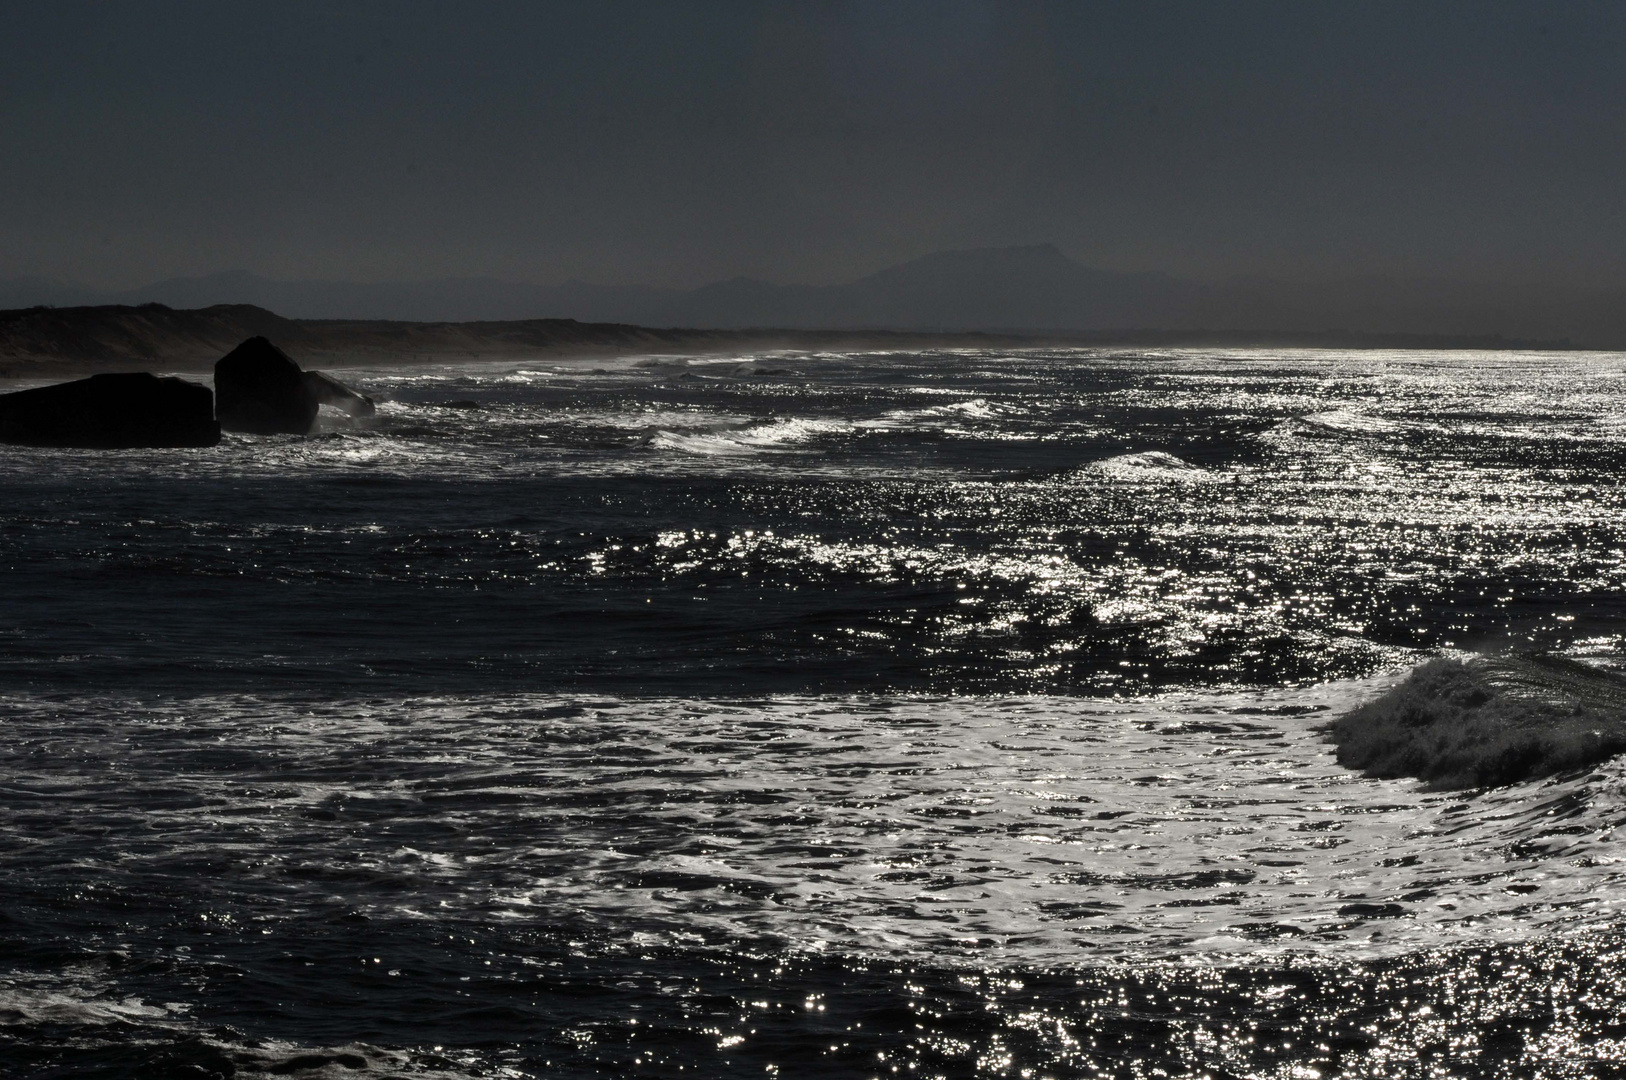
xmin=3 ymin=246 xmax=1623 ymax=344
xmin=650 ymin=245 xmax=1198 ymax=330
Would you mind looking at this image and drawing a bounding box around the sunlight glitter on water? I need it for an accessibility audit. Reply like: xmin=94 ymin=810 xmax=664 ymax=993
xmin=3 ymin=685 xmax=1623 ymax=970
xmin=9 ymin=346 xmax=1626 ymax=1075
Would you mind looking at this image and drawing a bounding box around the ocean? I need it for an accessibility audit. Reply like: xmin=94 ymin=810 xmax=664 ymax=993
xmin=4 ymin=346 xmax=1626 ymax=1077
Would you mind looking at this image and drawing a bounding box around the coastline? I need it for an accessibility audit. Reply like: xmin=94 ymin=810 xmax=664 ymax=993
xmin=0 ymin=301 xmax=1584 ymax=379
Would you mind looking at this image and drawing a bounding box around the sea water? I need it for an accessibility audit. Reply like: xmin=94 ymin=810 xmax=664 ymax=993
xmin=4 ymin=347 xmax=1626 ymax=1076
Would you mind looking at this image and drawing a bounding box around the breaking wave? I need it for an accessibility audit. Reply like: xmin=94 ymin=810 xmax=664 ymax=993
xmin=860 ymin=397 xmax=1004 ymax=429
xmin=1086 ymin=450 xmax=1220 ymax=482
xmin=646 ymin=417 xmax=853 ymax=455
xmin=1329 ymin=653 xmax=1626 ymax=789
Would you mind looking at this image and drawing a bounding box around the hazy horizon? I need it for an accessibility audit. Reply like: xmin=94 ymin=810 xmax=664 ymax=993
xmin=5 ymin=1 xmax=1626 ymax=295
xmin=12 ymin=248 xmax=1614 ymax=297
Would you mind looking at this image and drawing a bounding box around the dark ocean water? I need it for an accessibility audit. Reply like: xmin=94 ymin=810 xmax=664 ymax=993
xmin=5 ymin=347 xmax=1626 ymax=1077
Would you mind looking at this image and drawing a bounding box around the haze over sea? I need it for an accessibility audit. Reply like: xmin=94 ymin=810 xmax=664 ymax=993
xmin=6 ymin=345 xmax=1626 ymax=1077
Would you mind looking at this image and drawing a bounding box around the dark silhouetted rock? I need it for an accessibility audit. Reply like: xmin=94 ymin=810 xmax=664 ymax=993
xmin=303 ymin=369 xmax=375 ymax=417
xmin=215 ymin=336 xmax=317 ymax=434
xmin=0 ymin=372 xmax=219 ymax=448
xmin=214 ymin=337 xmax=375 ymax=434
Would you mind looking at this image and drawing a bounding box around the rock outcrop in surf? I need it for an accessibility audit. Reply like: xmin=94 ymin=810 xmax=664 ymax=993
xmin=1328 ymin=655 xmax=1626 ymax=789
xmin=0 ymin=372 xmax=219 ymax=448
xmin=303 ymin=369 xmax=375 ymax=418
xmin=214 ymin=336 xmax=371 ymax=434
xmin=214 ymin=337 xmax=316 ymax=434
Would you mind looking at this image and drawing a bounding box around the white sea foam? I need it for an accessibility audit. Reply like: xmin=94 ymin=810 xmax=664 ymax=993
xmin=6 ymin=685 xmax=1623 ymax=968
xmin=0 ymin=985 xmax=177 ymax=1027
xmin=858 ymin=397 xmax=1005 ymax=430
xmin=647 ymin=417 xmax=853 ymax=455
xmin=598 ymin=408 xmax=746 ymax=431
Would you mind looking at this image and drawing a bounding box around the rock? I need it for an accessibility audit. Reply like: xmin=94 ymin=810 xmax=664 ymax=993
xmin=213 ymin=337 xmax=373 ymax=434
xmin=303 ymin=369 xmax=375 ymax=417
xmin=0 ymin=372 xmax=219 ymax=448
xmin=214 ymin=336 xmax=318 ymax=434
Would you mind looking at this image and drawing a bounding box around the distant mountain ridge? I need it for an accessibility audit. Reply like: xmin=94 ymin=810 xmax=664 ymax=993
xmin=5 ymin=245 xmax=1624 ymax=346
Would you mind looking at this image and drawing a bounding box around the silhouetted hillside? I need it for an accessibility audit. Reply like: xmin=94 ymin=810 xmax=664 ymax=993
xmin=0 ymin=304 xmax=1031 ymax=374
xmin=0 ymin=304 xmax=310 ymax=370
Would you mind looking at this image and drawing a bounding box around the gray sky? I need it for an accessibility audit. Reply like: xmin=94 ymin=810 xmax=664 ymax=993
xmin=2 ymin=0 xmax=1622 ymax=290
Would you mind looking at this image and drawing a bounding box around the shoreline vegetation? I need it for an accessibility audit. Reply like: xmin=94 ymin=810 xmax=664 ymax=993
xmin=0 ymin=301 xmax=1580 ymax=378
xmin=1328 ymin=655 xmax=1626 ymax=790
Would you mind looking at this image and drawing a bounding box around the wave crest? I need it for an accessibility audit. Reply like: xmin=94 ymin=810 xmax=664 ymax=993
xmin=1088 ymin=451 xmax=1219 ymax=482
xmin=647 ymin=417 xmax=851 ymax=455
xmin=1329 ymin=654 xmax=1626 ymax=789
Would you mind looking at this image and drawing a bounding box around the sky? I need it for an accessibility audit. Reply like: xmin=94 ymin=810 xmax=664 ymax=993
xmin=2 ymin=0 xmax=1623 ymax=291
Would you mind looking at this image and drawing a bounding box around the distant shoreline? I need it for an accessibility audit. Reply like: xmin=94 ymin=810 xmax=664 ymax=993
xmin=0 ymin=301 xmax=1585 ymax=378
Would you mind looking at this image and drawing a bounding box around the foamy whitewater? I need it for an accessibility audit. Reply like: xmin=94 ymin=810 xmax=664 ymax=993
xmin=5 ymin=347 xmax=1626 ymax=1076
